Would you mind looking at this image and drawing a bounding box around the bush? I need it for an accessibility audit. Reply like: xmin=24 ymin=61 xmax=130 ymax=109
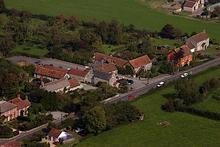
xmin=0 ymin=125 xmax=14 ymax=138
xmin=176 ymin=106 xmax=220 ymax=121
xmin=200 ymin=78 xmax=219 ymax=94
xmin=160 ymin=24 xmax=183 ymax=39
xmin=104 ymin=102 xmax=143 ymax=129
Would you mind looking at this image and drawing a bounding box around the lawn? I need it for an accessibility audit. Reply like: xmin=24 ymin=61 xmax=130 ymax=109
xmin=11 ymin=45 xmax=48 ymax=57
xmin=97 ymin=44 xmax=124 ymax=55
xmin=193 ymin=94 xmax=220 ymax=114
xmin=206 ymin=44 xmax=220 ymax=57
xmin=76 ymin=66 xmax=220 ymax=147
xmin=5 ymin=0 xmax=220 ymax=41
xmin=151 ymin=38 xmax=181 ymax=49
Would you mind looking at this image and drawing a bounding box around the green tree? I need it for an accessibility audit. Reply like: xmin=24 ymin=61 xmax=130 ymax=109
xmin=0 ymin=59 xmax=27 ymax=98
xmin=0 ymin=0 xmax=5 ymax=11
xmin=160 ymin=24 xmax=183 ymax=39
xmin=0 ymin=35 xmax=15 ymax=56
xmin=159 ymin=61 xmax=176 ymax=74
xmin=175 ymin=79 xmax=202 ymax=105
xmin=83 ymin=105 xmax=107 ymax=134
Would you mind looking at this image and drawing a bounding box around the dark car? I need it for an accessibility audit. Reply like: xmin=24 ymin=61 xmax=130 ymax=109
xmin=127 ymin=79 xmax=134 ymax=85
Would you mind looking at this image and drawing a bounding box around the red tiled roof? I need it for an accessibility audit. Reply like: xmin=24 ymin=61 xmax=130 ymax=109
xmin=94 ymin=52 xmax=128 ymax=67
xmin=95 ymin=64 xmax=117 ymax=73
xmin=35 ymin=65 xmax=68 ymax=79
xmin=187 ymin=32 xmax=209 ymax=43
xmin=68 ymin=69 xmax=89 ymax=77
xmin=9 ymin=96 xmax=31 ymax=110
xmin=48 ymin=128 xmax=62 ymax=138
xmin=68 ymin=79 xmax=80 ymax=88
xmin=184 ymin=1 xmax=197 ymax=8
xmin=180 ymin=45 xmax=191 ymax=56
xmin=129 ymin=55 xmax=151 ymax=69
xmin=1 ymin=141 xmax=20 ymax=147
xmin=168 ymin=45 xmax=192 ymax=61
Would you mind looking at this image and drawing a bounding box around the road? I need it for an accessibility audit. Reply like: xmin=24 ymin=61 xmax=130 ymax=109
xmin=103 ymin=57 xmax=220 ymax=104
xmin=0 ymin=113 xmax=76 ymax=145
xmin=2 ymin=56 xmax=220 ymax=144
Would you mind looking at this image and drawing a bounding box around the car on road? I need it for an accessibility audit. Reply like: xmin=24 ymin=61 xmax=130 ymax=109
xmin=157 ymin=81 xmax=165 ymax=88
xmin=128 ymin=95 xmax=135 ymax=100
xmin=180 ymin=72 xmax=189 ymax=78
xmin=127 ymin=79 xmax=134 ymax=85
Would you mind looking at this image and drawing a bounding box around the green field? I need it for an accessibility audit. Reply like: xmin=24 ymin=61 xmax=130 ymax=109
xmin=151 ymin=38 xmax=180 ymax=49
xmin=97 ymin=44 xmax=124 ymax=55
xmin=11 ymin=45 xmax=48 ymax=57
xmin=5 ymin=0 xmax=220 ymax=41
xmin=75 ymin=67 xmax=220 ymax=147
xmin=193 ymin=95 xmax=220 ymax=114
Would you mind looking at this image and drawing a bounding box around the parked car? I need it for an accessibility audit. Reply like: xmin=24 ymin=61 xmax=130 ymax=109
xmin=157 ymin=81 xmax=165 ymax=88
xmin=180 ymin=72 xmax=189 ymax=78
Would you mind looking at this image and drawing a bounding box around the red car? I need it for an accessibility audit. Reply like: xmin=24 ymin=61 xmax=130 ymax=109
xmin=128 ymin=95 xmax=135 ymax=100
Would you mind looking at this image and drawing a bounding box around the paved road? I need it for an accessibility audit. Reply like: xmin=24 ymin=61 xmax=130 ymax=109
xmin=0 ymin=113 xmax=76 ymax=145
xmin=3 ymin=56 xmax=220 ymax=144
xmin=103 ymin=57 xmax=220 ymax=104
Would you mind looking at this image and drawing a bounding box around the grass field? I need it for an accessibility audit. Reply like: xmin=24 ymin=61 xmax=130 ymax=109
xmin=193 ymin=95 xmax=220 ymax=114
xmin=5 ymin=0 xmax=220 ymax=41
xmin=75 ymin=66 xmax=220 ymax=147
xmin=97 ymin=44 xmax=124 ymax=55
xmin=151 ymin=38 xmax=180 ymax=49
xmin=11 ymin=45 xmax=48 ymax=57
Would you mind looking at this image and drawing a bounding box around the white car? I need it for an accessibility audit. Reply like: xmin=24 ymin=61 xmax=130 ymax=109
xmin=157 ymin=81 xmax=165 ymax=88
xmin=180 ymin=72 xmax=189 ymax=78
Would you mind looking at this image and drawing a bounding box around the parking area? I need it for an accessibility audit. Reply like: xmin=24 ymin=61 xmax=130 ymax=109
xmin=7 ymin=56 xmax=86 ymax=70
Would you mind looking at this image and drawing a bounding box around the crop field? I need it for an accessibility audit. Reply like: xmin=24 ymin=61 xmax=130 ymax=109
xmin=5 ymin=0 xmax=220 ymax=41
xmin=75 ymin=66 xmax=220 ymax=147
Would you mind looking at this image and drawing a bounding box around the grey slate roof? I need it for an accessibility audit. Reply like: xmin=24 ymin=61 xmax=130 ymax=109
xmin=41 ymin=78 xmax=70 ymax=92
xmin=0 ymin=101 xmax=17 ymax=113
xmin=93 ymin=70 xmax=112 ymax=81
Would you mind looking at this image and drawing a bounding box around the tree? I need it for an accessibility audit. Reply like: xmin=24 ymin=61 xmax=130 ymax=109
xmin=0 ymin=125 xmax=14 ymax=138
xmin=83 ymin=106 xmax=106 ymax=134
xmin=0 ymin=35 xmax=15 ymax=56
xmin=159 ymin=61 xmax=176 ymax=74
xmin=174 ymin=79 xmax=202 ymax=105
xmin=104 ymin=102 xmax=142 ymax=128
xmin=117 ymin=65 xmax=134 ymax=75
xmin=0 ymin=59 xmax=27 ymax=98
xmin=160 ymin=24 xmax=183 ymax=39
xmin=108 ymin=20 xmax=123 ymax=44
xmin=138 ymin=38 xmax=154 ymax=56
xmin=0 ymin=0 xmax=5 ymax=11
xmin=211 ymin=6 xmax=220 ymax=18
